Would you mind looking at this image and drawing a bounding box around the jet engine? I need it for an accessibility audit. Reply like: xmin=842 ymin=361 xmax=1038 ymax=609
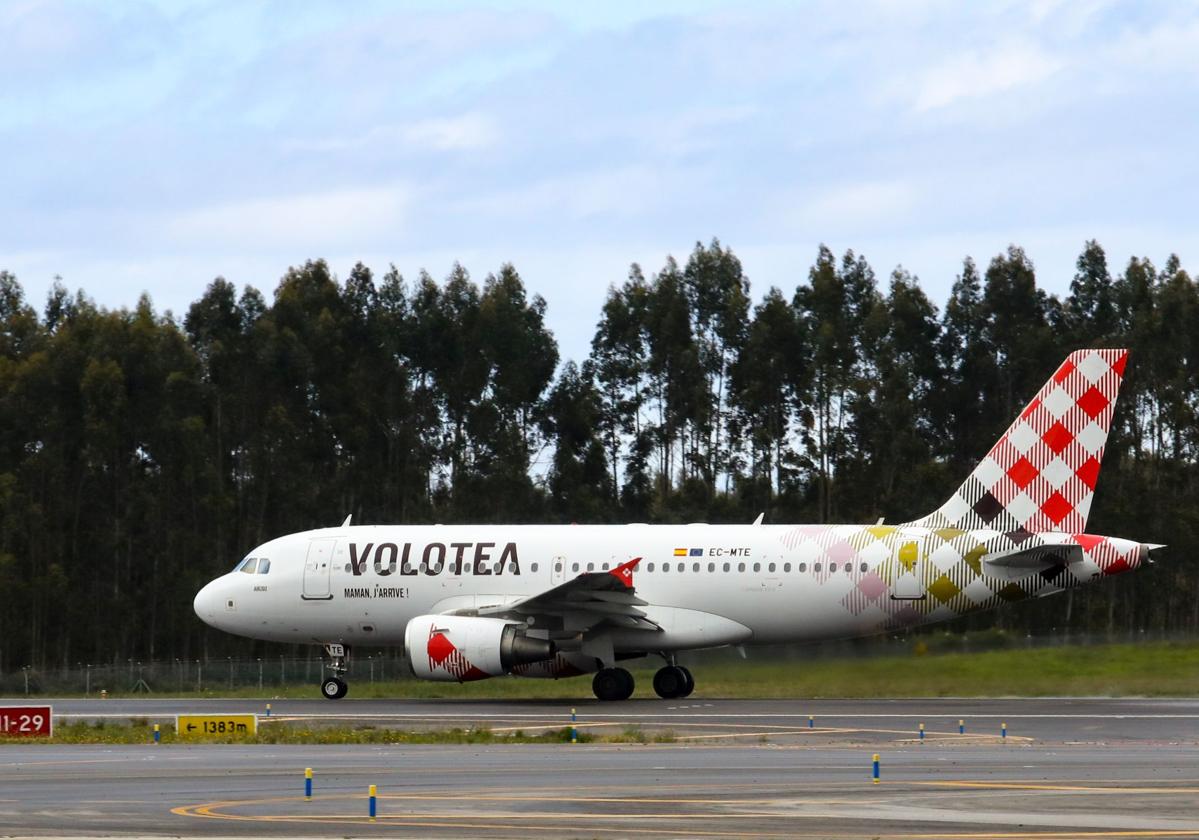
xmin=404 ymin=615 xmax=555 ymax=682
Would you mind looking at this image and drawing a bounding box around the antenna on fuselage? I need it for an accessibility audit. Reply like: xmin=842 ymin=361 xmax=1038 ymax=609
xmin=875 ymin=517 xmax=885 ymax=525
xmin=752 ymin=512 xmax=764 ymax=525
xmin=341 ymin=514 xmax=353 ymax=527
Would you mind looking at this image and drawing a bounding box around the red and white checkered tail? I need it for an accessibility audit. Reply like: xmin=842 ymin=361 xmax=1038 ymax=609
xmin=910 ymin=349 xmax=1129 ymax=534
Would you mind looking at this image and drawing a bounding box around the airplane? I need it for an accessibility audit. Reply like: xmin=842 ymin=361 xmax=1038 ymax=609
xmin=194 ymin=348 xmax=1159 ymax=701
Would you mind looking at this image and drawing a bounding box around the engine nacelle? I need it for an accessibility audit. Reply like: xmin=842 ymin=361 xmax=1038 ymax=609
xmin=404 ymin=615 xmax=555 ymax=682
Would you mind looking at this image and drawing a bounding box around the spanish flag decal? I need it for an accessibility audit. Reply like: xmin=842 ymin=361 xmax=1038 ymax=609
xmin=673 ymin=547 xmax=687 ymax=556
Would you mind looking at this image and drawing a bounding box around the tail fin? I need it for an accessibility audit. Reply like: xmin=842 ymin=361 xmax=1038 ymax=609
xmin=910 ymin=348 xmax=1129 ymax=534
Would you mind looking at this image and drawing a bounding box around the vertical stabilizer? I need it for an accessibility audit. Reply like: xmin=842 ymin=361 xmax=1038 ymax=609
xmin=908 ymin=348 xmax=1128 ymax=534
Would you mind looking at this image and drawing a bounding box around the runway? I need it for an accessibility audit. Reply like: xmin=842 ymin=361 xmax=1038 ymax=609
xmin=46 ymin=696 xmax=1199 ymax=741
xmin=2 ymin=698 xmax=1198 ymax=838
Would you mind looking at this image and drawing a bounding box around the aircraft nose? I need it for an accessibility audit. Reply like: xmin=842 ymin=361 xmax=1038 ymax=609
xmin=193 ymin=579 xmax=221 ymax=625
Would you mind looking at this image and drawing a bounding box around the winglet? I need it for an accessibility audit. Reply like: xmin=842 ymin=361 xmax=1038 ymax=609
xmin=609 ymin=557 xmax=639 ymax=589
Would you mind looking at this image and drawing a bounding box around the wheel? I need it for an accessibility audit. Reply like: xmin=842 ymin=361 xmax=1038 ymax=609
xmin=592 ymin=667 xmax=635 ymax=701
xmin=321 ymin=677 xmax=348 ymax=700
xmin=616 ymin=667 xmax=635 ymax=700
xmin=652 ymin=665 xmax=686 ymax=699
xmin=678 ymin=665 xmax=695 ymax=698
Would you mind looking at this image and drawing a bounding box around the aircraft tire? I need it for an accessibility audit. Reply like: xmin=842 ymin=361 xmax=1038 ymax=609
xmin=678 ymin=666 xmax=695 ymax=698
xmin=593 ymin=667 xmax=635 ymax=701
xmin=652 ymin=665 xmax=686 ymax=699
xmin=321 ymin=677 xmax=348 ymax=700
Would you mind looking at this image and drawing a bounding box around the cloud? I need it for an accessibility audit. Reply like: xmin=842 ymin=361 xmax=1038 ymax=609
xmin=912 ymin=42 xmax=1063 ymax=112
xmin=165 ymin=186 xmax=410 ymax=251
xmin=402 ymin=113 xmax=499 ymax=151
xmin=790 ymin=179 xmax=920 ymax=232
xmin=451 ymin=165 xmax=685 ymax=225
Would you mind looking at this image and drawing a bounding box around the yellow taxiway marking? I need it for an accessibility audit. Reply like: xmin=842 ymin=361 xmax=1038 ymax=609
xmin=916 ymin=781 xmax=1199 ymax=794
xmin=0 ymin=757 xmax=136 ymax=768
xmin=488 ymin=722 xmax=623 ymax=732
xmin=266 ymin=717 xmax=1028 ymax=743
xmin=171 ymin=798 xmax=1199 ymax=839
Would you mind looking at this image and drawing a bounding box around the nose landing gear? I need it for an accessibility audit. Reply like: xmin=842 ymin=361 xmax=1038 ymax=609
xmin=320 ymin=643 xmax=351 ymax=700
xmin=321 ymin=676 xmax=348 ymax=699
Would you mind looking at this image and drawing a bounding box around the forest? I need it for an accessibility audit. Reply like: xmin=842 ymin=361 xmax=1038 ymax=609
xmin=0 ymin=238 xmax=1196 ymax=668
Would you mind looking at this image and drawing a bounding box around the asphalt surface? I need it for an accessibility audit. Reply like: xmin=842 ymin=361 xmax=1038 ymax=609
xmin=1 ymin=698 xmax=1197 ymax=838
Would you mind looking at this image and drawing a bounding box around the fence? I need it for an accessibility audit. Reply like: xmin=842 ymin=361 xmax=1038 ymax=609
xmin=0 ymin=652 xmax=408 ymax=696
xmin=0 ymin=628 xmax=1190 ymax=696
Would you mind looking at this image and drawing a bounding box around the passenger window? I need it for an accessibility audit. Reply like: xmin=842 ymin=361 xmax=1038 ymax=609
xmin=572 ymin=563 xmax=580 ymax=573
xmin=602 ymin=562 xmax=610 ymax=571
xmin=258 ymin=559 xmax=271 ymax=574
xmin=846 ymin=563 xmax=852 ymax=573
xmin=692 ymin=562 xmax=699 ymax=572
xmin=768 ymin=562 xmax=776 ymax=573
xmin=814 ymin=563 xmax=822 ymax=572
xmin=587 ymin=562 xmax=594 ymax=572
xmin=723 ymin=562 xmax=730 ymax=572
xmin=753 ymin=562 xmax=761 ymax=572
xmin=784 ymin=563 xmax=791 ymax=572
xmin=830 ymin=562 xmax=837 ymax=572
xmin=663 ymin=563 xmax=670 ymax=573
xmin=708 ymin=562 xmax=715 ymax=572
xmin=799 ymin=562 xmax=807 ymax=572
xmin=531 ymin=562 xmax=539 ymax=572
xmin=648 ymin=562 xmax=655 ymax=572
xmin=240 ymin=558 xmax=258 ymax=575
xmin=860 ymin=562 xmax=868 ymax=572
xmin=554 ymin=562 xmax=562 ymax=572
xmin=738 ymin=562 xmax=746 ymax=572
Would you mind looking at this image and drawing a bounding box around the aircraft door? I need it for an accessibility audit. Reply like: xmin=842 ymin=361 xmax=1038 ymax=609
xmin=889 ymin=537 xmax=927 ymax=601
xmin=302 ymin=538 xmax=336 ymax=600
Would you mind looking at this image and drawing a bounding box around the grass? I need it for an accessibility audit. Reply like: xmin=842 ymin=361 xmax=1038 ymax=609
xmin=0 ymin=720 xmax=679 ymax=746
xmin=20 ymin=640 xmax=1199 ymax=701
xmin=268 ymin=640 xmax=1199 ymax=699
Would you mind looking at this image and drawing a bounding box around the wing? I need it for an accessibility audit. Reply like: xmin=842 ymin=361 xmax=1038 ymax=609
xmin=476 ymin=558 xmax=660 ymax=632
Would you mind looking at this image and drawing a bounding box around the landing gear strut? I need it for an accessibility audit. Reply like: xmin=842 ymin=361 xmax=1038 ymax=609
xmin=652 ymin=659 xmax=694 ymax=699
xmin=592 ymin=667 xmax=635 ymax=701
xmin=320 ymin=643 xmax=350 ymax=700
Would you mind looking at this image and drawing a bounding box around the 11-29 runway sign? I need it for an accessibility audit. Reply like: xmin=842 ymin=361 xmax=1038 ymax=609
xmin=0 ymin=706 xmax=53 ymax=737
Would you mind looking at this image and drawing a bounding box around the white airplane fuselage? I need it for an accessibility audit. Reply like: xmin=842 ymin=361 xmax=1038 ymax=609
xmin=194 ymin=522 xmax=1145 ymax=649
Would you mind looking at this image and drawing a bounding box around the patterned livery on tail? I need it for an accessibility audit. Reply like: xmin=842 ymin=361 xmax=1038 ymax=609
xmin=910 ymin=348 xmax=1128 ymax=534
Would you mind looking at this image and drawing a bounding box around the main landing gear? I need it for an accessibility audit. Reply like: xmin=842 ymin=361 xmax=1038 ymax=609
xmin=592 ymin=667 xmax=635 ymax=701
xmin=652 ymin=662 xmax=694 ymax=700
xmin=320 ymin=643 xmax=350 ymax=700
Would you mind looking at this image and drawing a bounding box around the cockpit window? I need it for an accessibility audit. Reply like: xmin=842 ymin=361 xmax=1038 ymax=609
xmin=233 ymin=557 xmax=252 ymax=573
xmin=258 ymin=559 xmax=271 ymax=575
xmin=239 ymin=558 xmax=259 ymax=574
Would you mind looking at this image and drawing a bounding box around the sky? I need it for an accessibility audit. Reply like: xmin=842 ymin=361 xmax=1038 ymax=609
xmin=3 ymin=0 xmax=1199 ymax=364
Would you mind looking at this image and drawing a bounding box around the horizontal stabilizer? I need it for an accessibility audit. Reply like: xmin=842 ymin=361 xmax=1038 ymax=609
xmin=984 ymin=544 xmax=1082 ymax=570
